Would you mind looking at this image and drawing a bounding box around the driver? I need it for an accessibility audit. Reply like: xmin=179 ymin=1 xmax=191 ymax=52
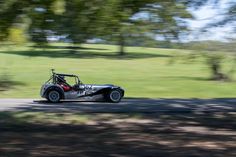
xmin=58 ymin=76 xmax=71 ymax=92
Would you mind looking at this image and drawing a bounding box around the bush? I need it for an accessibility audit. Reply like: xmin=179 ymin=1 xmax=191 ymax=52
xmin=0 ymin=72 xmax=13 ymax=91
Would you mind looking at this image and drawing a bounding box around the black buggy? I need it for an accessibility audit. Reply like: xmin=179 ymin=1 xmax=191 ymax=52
xmin=40 ymin=70 xmax=125 ymax=103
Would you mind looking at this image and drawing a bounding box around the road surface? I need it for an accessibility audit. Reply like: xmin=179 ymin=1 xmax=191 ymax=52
xmin=0 ymin=98 xmax=236 ymax=113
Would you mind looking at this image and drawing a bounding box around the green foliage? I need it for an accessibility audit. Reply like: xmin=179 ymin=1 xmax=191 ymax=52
xmin=0 ymin=0 xmax=193 ymax=53
xmin=8 ymin=27 xmax=27 ymax=44
xmin=51 ymin=0 xmax=66 ymax=15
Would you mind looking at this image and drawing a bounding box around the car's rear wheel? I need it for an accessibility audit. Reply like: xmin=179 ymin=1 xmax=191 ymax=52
xmin=47 ymin=90 xmax=61 ymax=103
xmin=107 ymin=89 xmax=122 ymax=103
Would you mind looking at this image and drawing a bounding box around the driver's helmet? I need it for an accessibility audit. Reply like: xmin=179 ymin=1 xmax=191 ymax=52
xmin=57 ymin=75 xmax=66 ymax=83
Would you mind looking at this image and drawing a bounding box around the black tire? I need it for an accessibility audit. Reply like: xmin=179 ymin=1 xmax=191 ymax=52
xmin=46 ymin=90 xmax=61 ymax=103
xmin=106 ymin=89 xmax=123 ymax=103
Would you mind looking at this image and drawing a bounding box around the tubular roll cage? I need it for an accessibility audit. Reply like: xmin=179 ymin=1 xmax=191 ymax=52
xmin=46 ymin=69 xmax=81 ymax=87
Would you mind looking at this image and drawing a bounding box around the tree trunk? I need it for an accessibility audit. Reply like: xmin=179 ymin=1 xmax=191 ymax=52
xmin=210 ymin=61 xmax=229 ymax=81
xmin=118 ymin=33 xmax=125 ymax=55
xmin=211 ymin=62 xmax=221 ymax=80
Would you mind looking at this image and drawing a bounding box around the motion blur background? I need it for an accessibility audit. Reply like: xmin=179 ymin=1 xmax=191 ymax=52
xmin=0 ymin=0 xmax=236 ymax=98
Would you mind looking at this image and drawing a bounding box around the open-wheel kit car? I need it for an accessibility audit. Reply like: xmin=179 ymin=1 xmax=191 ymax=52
xmin=40 ymin=70 xmax=125 ymax=103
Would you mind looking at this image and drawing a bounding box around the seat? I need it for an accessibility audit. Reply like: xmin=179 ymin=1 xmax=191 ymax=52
xmin=60 ymin=84 xmax=71 ymax=92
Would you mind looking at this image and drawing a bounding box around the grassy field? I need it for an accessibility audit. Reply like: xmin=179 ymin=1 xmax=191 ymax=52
xmin=0 ymin=43 xmax=236 ymax=98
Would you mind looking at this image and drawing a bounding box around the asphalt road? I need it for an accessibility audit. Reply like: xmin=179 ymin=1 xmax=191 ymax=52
xmin=0 ymin=98 xmax=236 ymax=113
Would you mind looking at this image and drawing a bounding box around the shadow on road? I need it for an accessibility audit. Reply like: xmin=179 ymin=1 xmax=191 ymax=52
xmin=11 ymin=98 xmax=236 ymax=113
xmin=0 ymin=98 xmax=236 ymax=157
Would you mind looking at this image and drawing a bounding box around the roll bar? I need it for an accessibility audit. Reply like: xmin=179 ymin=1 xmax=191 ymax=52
xmin=50 ymin=69 xmax=81 ymax=85
xmin=51 ymin=69 xmax=78 ymax=77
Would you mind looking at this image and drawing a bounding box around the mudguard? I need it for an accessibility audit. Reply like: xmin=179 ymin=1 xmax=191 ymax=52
xmin=42 ymin=84 xmax=65 ymax=99
xmin=88 ymin=86 xmax=124 ymax=97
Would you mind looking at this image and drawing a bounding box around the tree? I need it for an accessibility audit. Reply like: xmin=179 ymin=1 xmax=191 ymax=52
xmin=0 ymin=0 xmax=26 ymax=41
xmin=56 ymin=0 xmax=100 ymax=44
xmin=92 ymin=0 xmax=192 ymax=55
xmin=0 ymin=0 xmax=56 ymax=45
xmin=200 ymin=1 xmax=236 ymax=81
xmin=206 ymin=2 xmax=236 ymax=30
xmin=28 ymin=0 xmax=57 ymax=45
xmin=0 ymin=0 xmax=193 ymax=54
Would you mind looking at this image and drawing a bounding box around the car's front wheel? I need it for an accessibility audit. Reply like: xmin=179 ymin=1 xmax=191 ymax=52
xmin=106 ymin=89 xmax=122 ymax=103
xmin=47 ymin=90 xmax=61 ymax=103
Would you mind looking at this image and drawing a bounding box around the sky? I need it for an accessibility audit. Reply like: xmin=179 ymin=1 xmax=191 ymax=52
xmin=186 ymin=0 xmax=236 ymax=42
xmin=132 ymin=0 xmax=236 ymax=42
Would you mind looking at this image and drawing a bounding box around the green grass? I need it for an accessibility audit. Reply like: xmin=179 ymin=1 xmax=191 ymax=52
xmin=0 ymin=43 xmax=236 ymax=98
